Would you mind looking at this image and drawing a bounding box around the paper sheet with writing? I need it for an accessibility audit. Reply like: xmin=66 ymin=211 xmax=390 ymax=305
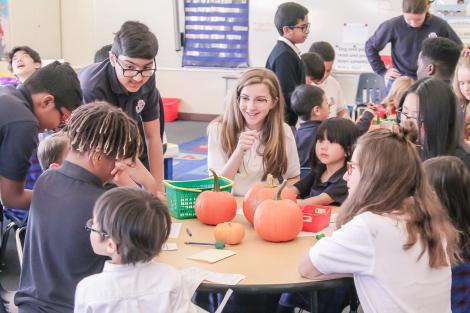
xmin=162 ymin=242 xmax=178 ymax=251
xmin=169 ymin=223 xmax=182 ymax=239
xmin=188 ymin=249 xmax=236 ymax=263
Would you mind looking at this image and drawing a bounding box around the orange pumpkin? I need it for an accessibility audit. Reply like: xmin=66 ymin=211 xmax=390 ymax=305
xmin=243 ymin=174 xmax=297 ymax=225
xmin=214 ymin=222 xmax=245 ymax=245
xmin=195 ymin=169 xmax=237 ymax=225
xmin=254 ymin=180 xmax=303 ymax=242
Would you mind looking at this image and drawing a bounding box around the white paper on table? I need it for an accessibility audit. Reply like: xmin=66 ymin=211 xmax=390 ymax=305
xmin=169 ymin=223 xmax=182 ymax=239
xmin=162 ymin=242 xmax=178 ymax=251
xmin=188 ymin=249 xmax=236 ymax=264
xmin=181 ymin=267 xmax=245 ymax=287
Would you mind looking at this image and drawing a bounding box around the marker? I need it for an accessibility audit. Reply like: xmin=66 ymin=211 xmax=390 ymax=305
xmin=184 ymin=241 xmax=225 ymax=249
xmin=186 ymin=227 xmax=193 ymax=237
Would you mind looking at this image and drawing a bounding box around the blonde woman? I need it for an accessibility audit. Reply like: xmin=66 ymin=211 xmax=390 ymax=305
xmin=382 ymin=76 xmax=414 ymax=118
xmin=207 ymin=68 xmax=300 ymax=196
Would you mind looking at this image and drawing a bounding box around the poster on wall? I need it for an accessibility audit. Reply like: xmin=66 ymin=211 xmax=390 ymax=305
xmin=182 ymin=0 xmax=249 ymax=68
xmin=432 ymin=0 xmax=470 ymax=43
xmin=0 ymin=0 xmax=9 ymax=58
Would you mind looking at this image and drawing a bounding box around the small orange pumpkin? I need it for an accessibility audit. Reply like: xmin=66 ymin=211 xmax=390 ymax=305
xmin=243 ymin=174 xmax=297 ymax=225
xmin=195 ymin=169 xmax=237 ymax=225
xmin=254 ymin=180 xmax=303 ymax=242
xmin=214 ymin=222 xmax=245 ymax=245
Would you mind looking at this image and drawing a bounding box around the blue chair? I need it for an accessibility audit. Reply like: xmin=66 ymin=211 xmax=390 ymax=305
xmin=352 ymin=73 xmax=386 ymax=120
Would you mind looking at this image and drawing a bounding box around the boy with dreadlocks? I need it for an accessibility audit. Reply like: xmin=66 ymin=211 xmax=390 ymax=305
xmin=15 ymin=101 xmax=154 ymax=313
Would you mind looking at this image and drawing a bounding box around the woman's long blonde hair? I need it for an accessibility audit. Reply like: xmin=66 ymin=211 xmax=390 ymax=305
xmin=452 ymin=49 xmax=470 ymax=116
xmin=213 ymin=68 xmax=287 ymax=180
xmin=382 ymin=76 xmax=414 ymax=116
xmin=337 ymin=129 xmax=459 ymax=268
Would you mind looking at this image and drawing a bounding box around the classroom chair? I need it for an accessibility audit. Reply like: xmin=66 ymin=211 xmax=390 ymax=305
xmin=352 ymin=73 xmax=386 ymax=120
xmin=0 ymin=207 xmax=28 ymax=268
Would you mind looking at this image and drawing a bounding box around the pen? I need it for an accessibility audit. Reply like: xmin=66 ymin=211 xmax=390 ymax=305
xmin=186 ymin=227 xmax=192 ymax=237
xmin=184 ymin=241 xmax=225 ymax=249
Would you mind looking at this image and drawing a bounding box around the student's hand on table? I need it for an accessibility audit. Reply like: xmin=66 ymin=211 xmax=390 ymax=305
xmin=384 ymin=68 xmax=401 ymax=81
xmin=236 ymin=130 xmax=258 ymax=154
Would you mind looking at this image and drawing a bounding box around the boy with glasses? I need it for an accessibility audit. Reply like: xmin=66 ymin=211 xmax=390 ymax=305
xmin=78 ymin=21 xmax=165 ymax=194
xmin=75 ymin=187 xmax=203 ymax=313
xmin=266 ymin=2 xmax=309 ymax=127
xmin=0 ymin=61 xmax=81 ymax=209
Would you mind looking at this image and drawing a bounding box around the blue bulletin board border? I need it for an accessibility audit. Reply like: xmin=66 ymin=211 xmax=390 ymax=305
xmin=182 ymin=0 xmax=249 ymax=68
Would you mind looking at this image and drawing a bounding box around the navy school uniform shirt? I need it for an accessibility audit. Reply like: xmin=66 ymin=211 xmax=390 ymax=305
xmin=0 ymin=85 xmax=39 ymax=182
xmin=78 ymin=59 xmax=162 ymax=167
xmin=295 ymin=120 xmax=322 ymax=167
xmin=365 ymin=14 xmax=462 ymax=79
xmin=266 ymin=40 xmax=305 ymax=126
xmin=15 ymin=161 xmax=108 ymax=313
xmin=294 ymin=165 xmax=348 ymax=206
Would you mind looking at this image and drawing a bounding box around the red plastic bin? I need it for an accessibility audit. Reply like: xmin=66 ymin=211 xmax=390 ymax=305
xmin=302 ymin=205 xmax=331 ymax=232
xmin=162 ymin=97 xmax=181 ymax=122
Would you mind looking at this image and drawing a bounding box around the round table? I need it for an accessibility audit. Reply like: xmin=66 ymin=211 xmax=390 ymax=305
xmin=157 ymin=203 xmax=357 ymax=313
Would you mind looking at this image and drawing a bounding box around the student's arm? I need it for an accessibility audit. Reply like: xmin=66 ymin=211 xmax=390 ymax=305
xmin=444 ymin=22 xmax=463 ymax=46
xmin=297 ymin=192 xmax=334 ymax=208
xmin=143 ymin=119 xmax=164 ymax=193
xmin=272 ymin=51 xmax=302 ymax=124
xmin=0 ymin=121 xmax=38 ymax=209
xmin=292 ymin=171 xmax=316 ymax=199
xmin=300 ymin=214 xmax=374 ymax=280
xmin=219 ymin=130 xmax=258 ymax=180
xmin=365 ymin=20 xmax=394 ymax=76
xmin=0 ymin=177 xmax=32 ymax=209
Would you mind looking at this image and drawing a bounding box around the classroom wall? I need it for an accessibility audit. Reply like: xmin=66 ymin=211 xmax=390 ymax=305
xmin=14 ymin=0 xmax=403 ymax=116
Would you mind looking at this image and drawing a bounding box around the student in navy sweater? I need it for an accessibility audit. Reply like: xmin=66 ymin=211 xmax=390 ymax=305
xmin=266 ymin=2 xmax=309 ymax=127
xmin=365 ymin=0 xmax=461 ymax=84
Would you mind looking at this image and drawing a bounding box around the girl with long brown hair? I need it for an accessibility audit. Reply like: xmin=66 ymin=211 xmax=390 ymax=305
xmin=207 ymin=68 xmax=300 ymax=196
xmin=298 ymin=128 xmax=459 ymax=313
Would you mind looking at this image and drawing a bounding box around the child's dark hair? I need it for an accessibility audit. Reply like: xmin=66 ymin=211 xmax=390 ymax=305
xmin=274 ymin=2 xmax=308 ymax=36
xmin=112 ymin=21 xmax=158 ymax=59
xmin=309 ymin=41 xmax=335 ymax=62
xmin=37 ymin=131 xmax=69 ymax=170
xmin=65 ymin=101 xmax=143 ymax=161
xmin=93 ymin=187 xmax=171 ymax=264
xmin=402 ymin=0 xmax=430 ymax=14
xmin=301 ymin=52 xmax=325 ymax=83
xmin=424 ymin=156 xmax=470 ymax=261
xmin=7 ymin=46 xmax=41 ymax=71
xmin=94 ymin=44 xmax=112 ymax=63
xmin=311 ymin=118 xmax=360 ymax=170
xmin=291 ymin=84 xmax=325 ymax=121
xmin=421 ymin=37 xmax=461 ymax=79
xmin=24 ymin=61 xmax=82 ymax=112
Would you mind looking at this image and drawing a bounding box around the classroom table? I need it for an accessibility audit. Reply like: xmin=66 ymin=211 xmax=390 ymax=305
xmin=157 ymin=200 xmax=358 ymax=313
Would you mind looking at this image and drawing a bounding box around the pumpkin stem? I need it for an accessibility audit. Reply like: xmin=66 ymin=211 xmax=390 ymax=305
xmin=266 ymin=174 xmax=275 ymax=187
xmin=274 ymin=180 xmax=288 ymax=200
xmin=209 ymin=168 xmax=220 ymax=192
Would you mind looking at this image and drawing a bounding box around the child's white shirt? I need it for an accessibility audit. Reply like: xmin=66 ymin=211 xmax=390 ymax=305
xmin=310 ymin=211 xmax=452 ymax=313
xmin=74 ymin=260 xmax=206 ymax=313
xmin=207 ymin=122 xmax=300 ymax=196
xmin=314 ymin=75 xmax=346 ymax=117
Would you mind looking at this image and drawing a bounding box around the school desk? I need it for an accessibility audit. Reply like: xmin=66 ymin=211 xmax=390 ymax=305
xmin=157 ymin=201 xmax=358 ymax=313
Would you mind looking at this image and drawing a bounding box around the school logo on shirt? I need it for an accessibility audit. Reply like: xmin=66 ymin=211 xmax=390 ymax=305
xmin=428 ymin=32 xmax=438 ymax=38
xmin=136 ymin=99 xmax=145 ymax=114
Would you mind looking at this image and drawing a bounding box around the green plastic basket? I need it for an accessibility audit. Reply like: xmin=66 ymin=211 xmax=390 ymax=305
xmin=162 ymin=176 xmax=234 ymax=219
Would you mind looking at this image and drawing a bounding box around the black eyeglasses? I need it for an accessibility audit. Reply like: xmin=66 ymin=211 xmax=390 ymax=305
xmin=288 ymin=22 xmax=310 ymax=33
xmin=115 ymin=57 xmax=156 ymax=78
xmin=85 ymin=219 xmax=109 ymax=238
